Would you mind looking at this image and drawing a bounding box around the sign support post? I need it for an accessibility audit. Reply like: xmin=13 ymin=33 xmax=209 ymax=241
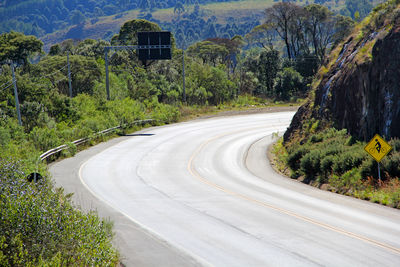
xmin=377 ymin=162 xmax=381 ymax=183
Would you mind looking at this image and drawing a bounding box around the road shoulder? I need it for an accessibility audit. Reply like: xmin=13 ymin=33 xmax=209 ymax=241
xmin=49 ymin=135 xmax=204 ymax=267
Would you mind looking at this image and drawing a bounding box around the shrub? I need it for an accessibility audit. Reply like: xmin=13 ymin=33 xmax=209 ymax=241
xmin=386 ymin=179 xmax=400 ymax=208
xmin=0 ymin=127 xmax=11 ymax=146
xmin=287 ymin=146 xmax=309 ymax=171
xmin=329 ymin=168 xmax=364 ymax=194
xmin=300 ymin=150 xmax=322 ymax=178
xmin=389 ymin=138 xmax=400 ymax=152
xmin=29 ymin=126 xmax=61 ymax=151
xmin=360 ymin=157 xmax=376 ymax=178
xmin=332 ymin=150 xmax=365 ymax=175
xmin=310 ymin=133 xmax=323 ymax=143
xmin=106 ymin=98 xmax=145 ymax=126
xmin=151 ymin=102 xmax=180 ymax=124
xmin=273 ymin=67 xmax=304 ymax=101
xmin=381 ymin=152 xmax=400 ymax=178
xmin=321 ymin=155 xmax=335 ymax=175
xmin=0 ymin=159 xmax=119 ymax=266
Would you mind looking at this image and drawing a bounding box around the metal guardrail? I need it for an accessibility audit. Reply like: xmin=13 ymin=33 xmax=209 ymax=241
xmin=39 ymin=119 xmax=154 ymax=161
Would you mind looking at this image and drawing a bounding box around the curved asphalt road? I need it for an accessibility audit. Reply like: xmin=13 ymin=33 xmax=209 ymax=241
xmin=50 ymin=112 xmax=400 ymax=266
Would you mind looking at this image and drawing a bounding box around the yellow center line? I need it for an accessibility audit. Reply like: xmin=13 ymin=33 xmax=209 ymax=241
xmin=187 ymin=130 xmax=400 ymax=255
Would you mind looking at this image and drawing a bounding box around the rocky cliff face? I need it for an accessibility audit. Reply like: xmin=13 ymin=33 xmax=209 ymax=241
xmin=285 ymin=4 xmax=400 ymax=143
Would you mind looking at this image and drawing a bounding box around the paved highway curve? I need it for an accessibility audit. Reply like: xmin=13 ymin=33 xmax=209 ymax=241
xmin=50 ymin=112 xmax=400 ymax=266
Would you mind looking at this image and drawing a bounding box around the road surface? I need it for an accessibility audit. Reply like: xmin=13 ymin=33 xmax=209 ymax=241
xmin=50 ymin=112 xmax=400 ymax=266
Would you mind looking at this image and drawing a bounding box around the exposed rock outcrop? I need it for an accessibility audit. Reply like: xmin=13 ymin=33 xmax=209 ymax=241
xmin=285 ymin=6 xmax=400 ymax=143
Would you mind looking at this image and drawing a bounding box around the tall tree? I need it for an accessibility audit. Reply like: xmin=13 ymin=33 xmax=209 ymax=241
xmin=0 ymin=32 xmax=43 ymax=65
xmin=205 ymin=23 xmax=218 ymax=38
xmin=245 ymin=23 xmax=276 ymax=50
xmin=345 ymin=0 xmax=372 ymax=20
xmin=111 ymin=19 xmax=162 ymax=45
xmin=288 ymin=7 xmax=309 ymax=58
xmin=265 ymin=2 xmax=302 ymax=60
xmin=305 ymin=4 xmax=333 ymax=62
xmin=174 ymin=1 xmax=185 ymax=18
xmin=138 ymin=0 xmax=151 ymax=11
xmin=273 ymin=67 xmax=304 ymax=100
xmin=70 ymin=10 xmax=85 ymax=25
xmin=187 ymin=40 xmax=228 ymax=66
xmin=206 ymin=37 xmax=243 ymax=72
xmin=246 ymin=49 xmax=281 ymax=95
xmin=332 ymin=15 xmax=355 ymax=46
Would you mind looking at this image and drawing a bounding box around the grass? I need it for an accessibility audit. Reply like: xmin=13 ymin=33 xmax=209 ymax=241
xmin=270 ymin=137 xmax=291 ymax=175
xmin=355 ymin=39 xmax=376 ymax=62
xmin=152 ymin=0 xmax=274 ymax=23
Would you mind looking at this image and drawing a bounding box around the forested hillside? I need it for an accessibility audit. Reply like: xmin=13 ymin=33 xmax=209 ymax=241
xmin=0 ymin=0 xmax=380 ymax=49
xmin=0 ymin=0 xmax=241 ymax=37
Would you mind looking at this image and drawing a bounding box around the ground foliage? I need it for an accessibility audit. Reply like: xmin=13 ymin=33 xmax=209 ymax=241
xmin=0 ymin=159 xmax=119 ymax=266
xmin=275 ymin=128 xmax=400 ymax=208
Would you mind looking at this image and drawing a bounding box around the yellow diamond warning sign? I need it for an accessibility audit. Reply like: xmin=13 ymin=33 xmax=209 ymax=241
xmin=364 ymin=134 xmax=392 ymax=162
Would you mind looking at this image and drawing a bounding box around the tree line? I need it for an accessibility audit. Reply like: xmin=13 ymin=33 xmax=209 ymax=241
xmin=0 ymin=0 xmax=240 ymax=37
xmin=259 ymin=2 xmax=354 ymax=62
xmin=0 ymin=0 xmax=371 ymax=51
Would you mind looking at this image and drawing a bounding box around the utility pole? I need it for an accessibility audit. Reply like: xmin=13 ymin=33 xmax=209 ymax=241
xmin=105 ymin=48 xmax=110 ymax=100
xmin=182 ymin=48 xmax=186 ymax=103
xmin=67 ymin=52 xmax=73 ymax=97
xmin=11 ymin=63 xmax=22 ymax=126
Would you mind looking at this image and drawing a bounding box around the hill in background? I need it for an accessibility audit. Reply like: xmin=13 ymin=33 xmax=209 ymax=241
xmin=0 ymin=0 xmax=381 ymax=51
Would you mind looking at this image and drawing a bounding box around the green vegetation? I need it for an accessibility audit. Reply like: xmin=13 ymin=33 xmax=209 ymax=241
xmin=0 ymin=159 xmax=119 ymax=266
xmin=274 ymin=129 xmax=400 ymax=208
xmin=0 ymin=0 xmax=392 ymax=261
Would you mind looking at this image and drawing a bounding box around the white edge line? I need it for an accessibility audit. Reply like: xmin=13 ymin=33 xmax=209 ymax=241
xmin=78 ymin=153 xmax=213 ymax=267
